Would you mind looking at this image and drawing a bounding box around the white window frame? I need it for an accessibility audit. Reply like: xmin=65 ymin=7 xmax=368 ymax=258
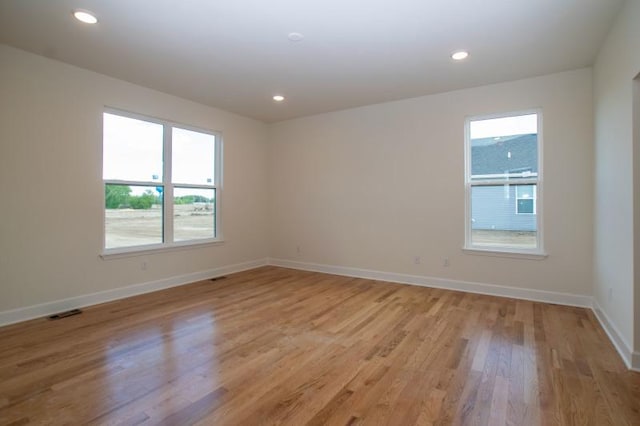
xmin=463 ymin=109 xmax=545 ymax=258
xmin=101 ymin=108 xmax=223 ymax=257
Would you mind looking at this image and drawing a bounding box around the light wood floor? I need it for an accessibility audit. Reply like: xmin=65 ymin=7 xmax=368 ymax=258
xmin=0 ymin=267 xmax=638 ymax=425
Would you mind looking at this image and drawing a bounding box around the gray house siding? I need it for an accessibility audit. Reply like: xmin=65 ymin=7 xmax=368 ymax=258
xmin=470 ymin=134 xmax=537 ymax=232
xmin=471 ymin=185 xmax=536 ymax=231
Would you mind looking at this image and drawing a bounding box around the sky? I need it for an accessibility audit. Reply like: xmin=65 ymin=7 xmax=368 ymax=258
xmin=470 ymin=113 xmax=537 ymax=139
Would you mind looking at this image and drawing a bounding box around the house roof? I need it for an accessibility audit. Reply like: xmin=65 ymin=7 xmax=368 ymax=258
xmin=471 ymin=134 xmax=538 ymax=177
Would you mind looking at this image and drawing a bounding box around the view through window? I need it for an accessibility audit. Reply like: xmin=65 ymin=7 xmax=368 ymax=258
xmin=103 ymin=111 xmax=220 ymax=251
xmin=466 ymin=112 xmax=541 ymax=251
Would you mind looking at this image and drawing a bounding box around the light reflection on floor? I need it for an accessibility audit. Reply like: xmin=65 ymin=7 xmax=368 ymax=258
xmin=101 ymin=312 xmax=220 ymax=423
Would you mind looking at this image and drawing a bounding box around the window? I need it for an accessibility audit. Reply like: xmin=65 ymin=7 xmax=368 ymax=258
xmin=464 ymin=111 xmax=542 ymax=253
xmin=515 ymin=185 xmax=536 ymax=214
xmin=103 ymin=110 xmax=221 ymax=253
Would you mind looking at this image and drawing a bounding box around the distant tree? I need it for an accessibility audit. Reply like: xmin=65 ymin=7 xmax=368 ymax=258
xmin=129 ymin=190 xmax=155 ymax=209
xmin=174 ymin=194 xmax=213 ymax=204
xmin=175 ymin=195 xmax=195 ymax=205
xmin=192 ymin=195 xmax=210 ymax=203
xmin=105 ymin=185 xmax=131 ymax=209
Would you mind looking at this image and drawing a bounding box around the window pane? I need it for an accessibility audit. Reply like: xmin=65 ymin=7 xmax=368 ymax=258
xmin=470 ymin=114 xmax=537 ymax=180
xmin=517 ymin=199 xmax=534 ymax=214
xmin=105 ymin=184 xmax=163 ymax=249
xmin=103 ymin=113 xmax=164 ymax=182
xmin=516 ymin=184 xmax=536 ymax=214
xmin=516 ymin=185 xmax=534 ymax=199
xmin=471 ymin=184 xmax=537 ymax=249
xmin=174 ymin=187 xmax=215 ymax=241
xmin=172 ymin=128 xmax=216 ymax=185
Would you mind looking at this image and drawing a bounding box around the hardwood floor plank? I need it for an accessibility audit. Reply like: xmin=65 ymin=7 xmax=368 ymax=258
xmin=488 ymin=375 xmax=509 ymax=426
xmin=157 ymin=386 xmax=227 ymax=425
xmin=0 ymin=266 xmax=638 ymax=425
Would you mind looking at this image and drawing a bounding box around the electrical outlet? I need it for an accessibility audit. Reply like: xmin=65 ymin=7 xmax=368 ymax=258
xmin=443 ymin=258 xmax=450 ymax=267
xmin=141 ymin=261 xmax=147 ymax=271
xmin=414 ymin=256 xmax=421 ymax=265
xmin=296 ymin=246 xmax=301 ymax=255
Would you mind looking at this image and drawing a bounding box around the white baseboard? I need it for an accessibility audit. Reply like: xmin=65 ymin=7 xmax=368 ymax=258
xmin=268 ymin=258 xmax=592 ymax=307
xmin=0 ymin=258 xmax=268 ymax=328
xmin=591 ymin=299 xmax=639 ymax=371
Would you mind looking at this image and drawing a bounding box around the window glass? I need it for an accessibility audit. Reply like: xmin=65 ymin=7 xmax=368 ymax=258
xmin=103 ymin=113 xmax=163 ymax=182
xmin=105 ymin=184 xmax=163 ymax=248
xmin=172 ymin=127 xmax=216 ymax=185
xmin=470 ymin=114 xmax=538 ymax=180
xmin=470 ymin=185 xmax=537 ymax=249
xmin=466 ymin=112 xmax=541 ymax=252
xmin=174 ymin=187 xmax=216 ymax=241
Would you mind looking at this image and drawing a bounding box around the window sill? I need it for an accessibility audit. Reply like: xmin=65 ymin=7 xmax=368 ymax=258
xmin=462 ymin=247 xmax=547 ymax=260
xmin=100 ymin=239 xmax=224 ymax=260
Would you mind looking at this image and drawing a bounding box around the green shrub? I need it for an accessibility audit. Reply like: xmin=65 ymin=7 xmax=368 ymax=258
xmin=129 ymin=191 xmax=155 ymax=209
xmin=105 ymin=185 xmax=131 ymax=209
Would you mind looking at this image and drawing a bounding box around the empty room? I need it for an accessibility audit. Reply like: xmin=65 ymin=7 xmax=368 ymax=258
xmin=1 ymin=0 xmax=639 ymax=424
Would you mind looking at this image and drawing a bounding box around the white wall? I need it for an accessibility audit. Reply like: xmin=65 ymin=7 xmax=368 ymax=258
xmin=635 ymin=76 xmax=640 ymax=361
xmin=593 ymin=0 xmax=640 ymax=356
xmin=269 ymin=69 xmax=594 ymax=298
xmin=0 ymin=45 xmax=269 ymax=313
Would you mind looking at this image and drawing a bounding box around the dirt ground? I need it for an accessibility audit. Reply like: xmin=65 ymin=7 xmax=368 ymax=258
xmin=105 ymin=204 xmax=214 ymax=248
xmin=471 ymin=229 xmax=537 ymax=249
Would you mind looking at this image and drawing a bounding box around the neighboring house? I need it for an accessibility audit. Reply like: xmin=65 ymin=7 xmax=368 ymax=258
xmin=471 ymin=134 xmax=537 ymax=231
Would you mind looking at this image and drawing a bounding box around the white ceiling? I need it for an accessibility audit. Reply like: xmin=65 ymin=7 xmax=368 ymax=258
xmin=0 ymin=0 xmax=624 ymax=123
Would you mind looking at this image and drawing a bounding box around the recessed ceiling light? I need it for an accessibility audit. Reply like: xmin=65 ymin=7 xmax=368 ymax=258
xmin=451 ymin=50 xmax=469 ymax=61
xmin=273 ymin=95 xmax=285 ymax=102
xmin=73 ymin=10 xmax=98 ymax=24
xmin=287 ymin=32 xmax=304 ymax=42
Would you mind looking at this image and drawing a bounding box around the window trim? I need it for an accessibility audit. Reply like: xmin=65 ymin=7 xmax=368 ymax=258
xmin=101 ymin=107 xmax=223 ymax=257
xmin=463 ymin=109 xmax=545 ymax=257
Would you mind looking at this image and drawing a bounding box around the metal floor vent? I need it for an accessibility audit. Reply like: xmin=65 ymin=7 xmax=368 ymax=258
xmin=48 ymin=308 xmax=82 ymax=320
xmin=210 ymin=276 xmax=227 ymax=282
